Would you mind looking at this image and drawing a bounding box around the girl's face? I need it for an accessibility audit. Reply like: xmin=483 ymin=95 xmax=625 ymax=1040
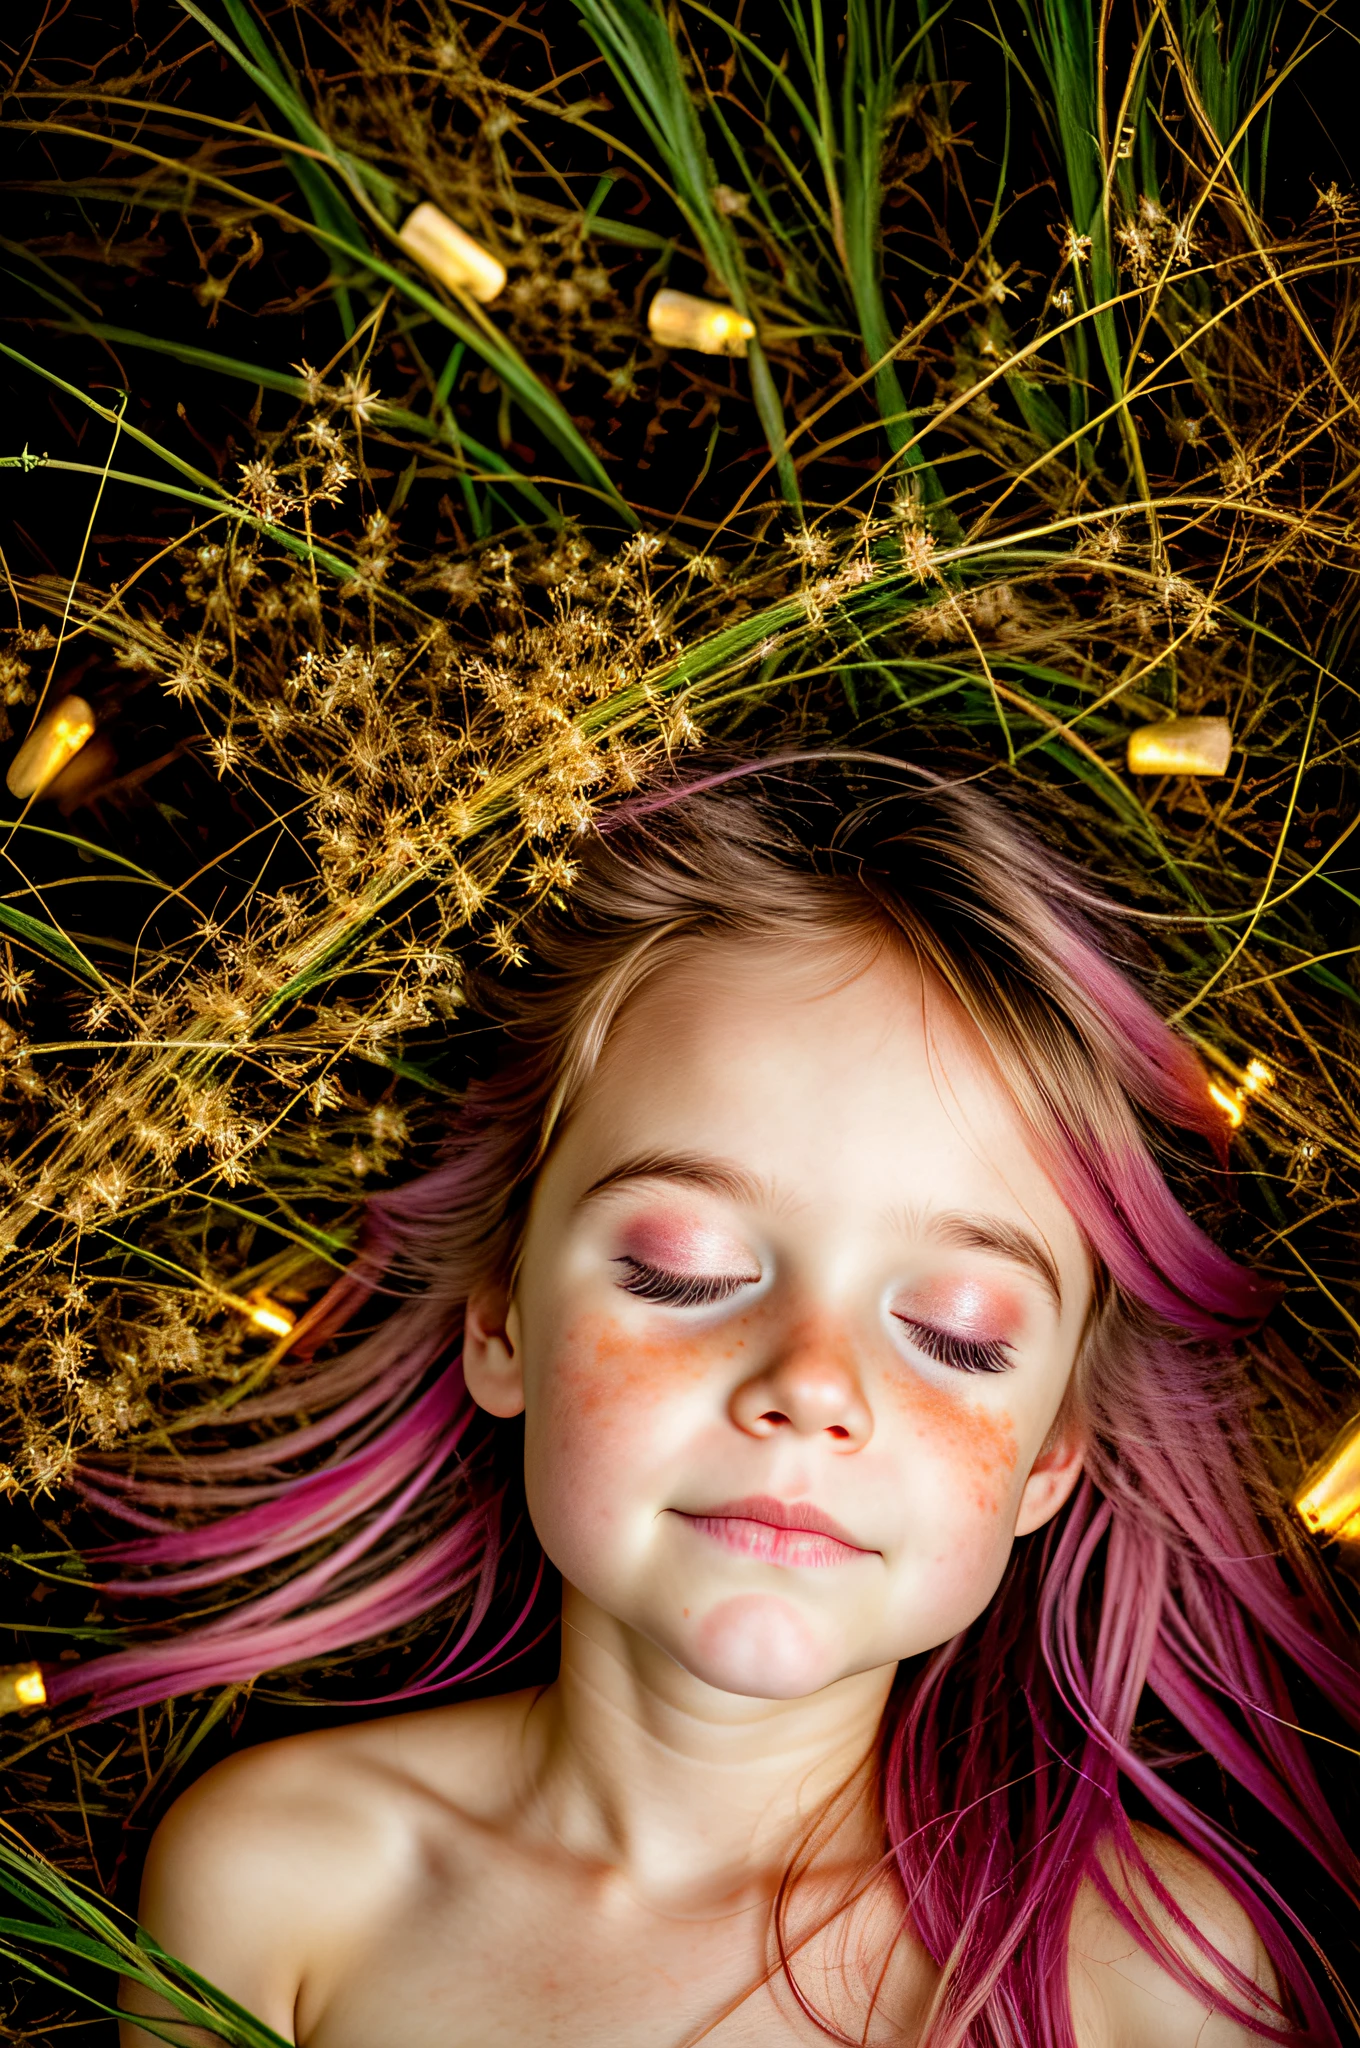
xmin=465 ymin=937 xmax=1093 ymax=1701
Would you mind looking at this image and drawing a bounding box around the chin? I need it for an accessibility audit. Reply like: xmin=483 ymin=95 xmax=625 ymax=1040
xmin=678 ymin=1592 xmax=844 ymax=1699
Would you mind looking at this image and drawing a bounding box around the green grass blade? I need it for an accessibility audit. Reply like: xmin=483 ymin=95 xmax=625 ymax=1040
xmin=35 ymin=308 xmax=560 ymax=525
xmin=0 ymin=1830 xmax=292 ymax=2047
xmin=179 ymin=0 xmax=403 ymax=221
xmin=1176 ymin=0 xmax=1289 ymax=199
xmin=840 ymin=0 xmax=951 ymax=498
xmin=573 ymin=0 xmax=800 ymax=504
xmin=154 ymin=5 xmax=631 ymax=519
xmin=0 ymin=904 xmax=110 ymax=990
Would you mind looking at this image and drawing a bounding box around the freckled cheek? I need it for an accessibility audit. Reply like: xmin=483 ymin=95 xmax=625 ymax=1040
xmin=880 ymin=1371 xmax=1021 ymax=1521
xmin=520 ymin=1310 xmax=740 ymax=1535
xmin=530 ymin=1309 xmax=746 ymax=1424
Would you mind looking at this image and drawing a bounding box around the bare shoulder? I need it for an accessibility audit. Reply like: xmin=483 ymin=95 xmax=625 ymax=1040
xmin=121 ymin=1690 xmax=539 ymax=2047
xmin=140 ymin=1687 xmax=542 ymax=1915
xmin=1068 ymin=1821 xmax=1284 ymax=2048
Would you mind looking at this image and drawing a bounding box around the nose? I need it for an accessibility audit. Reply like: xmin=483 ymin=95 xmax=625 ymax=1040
xmin=728 ymin=1318 xmax=874 ymax=1450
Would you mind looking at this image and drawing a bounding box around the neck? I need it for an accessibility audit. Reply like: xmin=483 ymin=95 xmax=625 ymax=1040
xmin=517 ymin=1582 xmax=896 ymax=1907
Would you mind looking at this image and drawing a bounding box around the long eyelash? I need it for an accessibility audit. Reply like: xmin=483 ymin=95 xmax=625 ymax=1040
xmin=895 ymin=1317 xmax=1013 ymax=1376
xmin=614 ymin=1257 xmax=750 ymax=1309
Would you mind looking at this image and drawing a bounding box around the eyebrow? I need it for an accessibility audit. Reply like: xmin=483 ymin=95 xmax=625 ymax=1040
xmin=920 ymin=1211 xmax=1064 ymax=1312
xmin=580 ymin=1152 xmax=775 ymax=1209
xmin=579 ymin=1154 xmax=1064 ymax=1311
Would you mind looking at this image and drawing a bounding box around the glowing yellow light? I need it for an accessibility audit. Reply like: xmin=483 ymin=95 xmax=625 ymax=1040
xmin=6 ymin=695 xmax=96 ymax=801
xmin=1242 ymin=1059 xmax=1275 ymax=1095
xmin=1208 ymin=1080 xmax=1245 ymax=1127
xmin=1126 ymin=716 xmax=1232 ymax=777
xmin=647 ymin=288 xmax=756 ymax=357
xmin=245 ymin=1297 xmax=295 ymax=1339
xmin=1295 ymin=1411 xmax=1360 ymax=1544
xmin=0 ymin=1661 xmax=46 ymax=1713
xmin=398 ymin=204 xmax=506 ymax=305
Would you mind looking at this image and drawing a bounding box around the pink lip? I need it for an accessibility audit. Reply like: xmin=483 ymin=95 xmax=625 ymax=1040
xmin=675 ymin=1494 xmax=873 ymax=1568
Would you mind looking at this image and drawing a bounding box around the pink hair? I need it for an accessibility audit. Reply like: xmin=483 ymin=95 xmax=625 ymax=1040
xmin=46 ymin=757 xmax=1360 ymax=2042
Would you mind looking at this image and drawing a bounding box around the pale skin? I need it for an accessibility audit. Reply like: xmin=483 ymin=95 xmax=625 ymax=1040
xmin=122 ymin=936 xmax=1281 ymax=2047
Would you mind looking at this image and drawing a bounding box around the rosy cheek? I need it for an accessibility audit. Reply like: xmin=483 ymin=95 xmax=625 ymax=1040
xmin=884 ymin=1369 xmax=1019 ymax=1518
xmin=547 ymin=1309 xmax=724 ymax=1422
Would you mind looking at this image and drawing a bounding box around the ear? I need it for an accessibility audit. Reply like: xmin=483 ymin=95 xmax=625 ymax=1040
xmin=463 ymin=1283 xmax=526 ymax=1418
xmin=1013 ymin=1406 xmax=1086 ymax=1538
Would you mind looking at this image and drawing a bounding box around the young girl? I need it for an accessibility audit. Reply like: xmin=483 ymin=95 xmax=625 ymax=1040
xmin=76 ymin=757 xmax=1357 ymax=2044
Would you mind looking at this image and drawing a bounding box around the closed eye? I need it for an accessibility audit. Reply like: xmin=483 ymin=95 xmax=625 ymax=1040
xmin=614 ymin=1256 xmax=755 ymax=1309
xmin=894 ymin=1316 xmax=1013 ymax=1375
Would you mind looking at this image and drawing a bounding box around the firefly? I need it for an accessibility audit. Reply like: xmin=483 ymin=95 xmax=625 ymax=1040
xmin=1209 ymin=1055 xmax=1277 ymax=1130
xmin=647 ymin=289 xmax=756 ymax=357
xmin=0 ymin=1661 xmax=46 ymax=1713
xmin=399 ymin=204 xmax=506 ymax=306
xmin=243 ymin=1295 xmax=295 ymax=1339
xmin=6 ymin=696 xmax=96 ymax=801
xmin=1127 ymin=716 xmax=1232 ymax=777
xmin=222 ymin=1290 xmax=296 ymax=1339
xmin=1296 ymin=1411 xmax=1360 ymax=1545
xmin=1207 ymin=1080 xmax=1245 ymax=1128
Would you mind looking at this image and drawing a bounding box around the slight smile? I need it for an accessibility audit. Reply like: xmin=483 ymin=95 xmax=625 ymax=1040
xmin=672 ymin=1495 xmax=876 ymax=1568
